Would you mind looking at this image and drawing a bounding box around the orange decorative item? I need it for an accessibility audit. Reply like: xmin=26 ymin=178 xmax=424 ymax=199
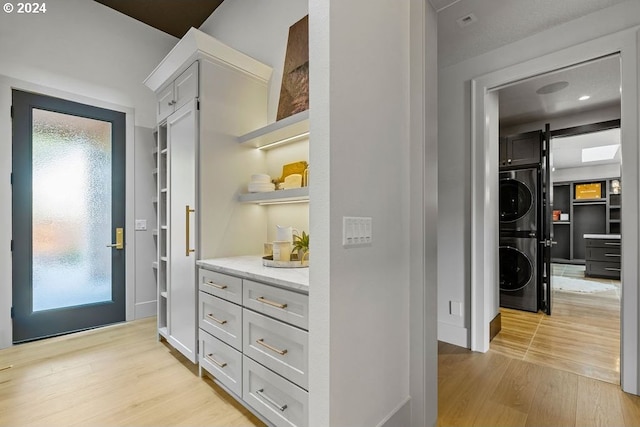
xmin=552 ymin=210 xmax=561 ymax=221
xmin=575 ymin=183 xmax=602 ymax=199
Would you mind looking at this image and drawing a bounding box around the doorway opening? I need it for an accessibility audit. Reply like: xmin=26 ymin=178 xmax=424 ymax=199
xmin=490 ymin=55 xmax=622 ymax=385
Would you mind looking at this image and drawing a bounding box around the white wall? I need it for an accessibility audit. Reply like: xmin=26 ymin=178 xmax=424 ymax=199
xmin=309 ymin=0 xmax=414 ymax=425
xmin=553 ymin=164 xmax=621 ymax=183
xmin=438 ymin=0 xmax=640 ymax=347
xmin=0 ymin=0 xmax=176 ymax=347
xmin=199 ymin=0 xmax=309 ymax=122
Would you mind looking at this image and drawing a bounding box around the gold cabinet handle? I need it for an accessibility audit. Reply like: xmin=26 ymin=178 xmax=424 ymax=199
xmin=256 ymin=388 xmax=287 ymax=412
xmin=256 ymin=338 xmax=288 ymax=355
xmin=256 ymin=296 xmax=287 ymax=309
xmin=205 ymin=353 xmax=227 ymax=368
xmin=206 ymin=281 xmax=227 ymax=290
xmin=186 ymin=205 xmax=195 ymax=256
xmin=206 ymin=313 xmax=227 ymax=325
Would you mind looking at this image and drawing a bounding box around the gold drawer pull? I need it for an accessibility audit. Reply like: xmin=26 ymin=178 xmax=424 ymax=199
xmin=604 ymin=267 xmax=621 ymax=272
xmin=256 ymin=296 xmax=287 ymax=309
xmin=205 ymin=353 xmax=227 ymax=368
xmin=206 ymin=281 xmax=227 ymax=290
xmin=256 ymin=388 xmax=287 ymax=412
xmin=206 ymin=313 xmax=227 ymax=325
xmin=256 ymin=338 xmax=288 ymax=355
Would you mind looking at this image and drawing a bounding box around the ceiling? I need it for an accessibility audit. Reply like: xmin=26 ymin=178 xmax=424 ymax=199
xmin=498 ymin=54 xmax=621 ymax=171
xmin=93 ymin=0 xmax=224 ymax=38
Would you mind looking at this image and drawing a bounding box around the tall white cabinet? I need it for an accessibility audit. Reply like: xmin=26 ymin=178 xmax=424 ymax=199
xmin=146 ymin=28 xmax=272 ymax=363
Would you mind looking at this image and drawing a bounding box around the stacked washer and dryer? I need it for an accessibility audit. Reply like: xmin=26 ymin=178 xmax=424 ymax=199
xmin=498 ymin=128 xmax=551 ymax=313
xmin=499 ymin=167 xmax=540 ymax=312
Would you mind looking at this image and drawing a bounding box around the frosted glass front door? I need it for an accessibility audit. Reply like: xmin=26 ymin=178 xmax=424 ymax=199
xmin=31 ymin=109 xmax=113 ymax=311
xmin=12 ymin=90 xmax=126 ymax=343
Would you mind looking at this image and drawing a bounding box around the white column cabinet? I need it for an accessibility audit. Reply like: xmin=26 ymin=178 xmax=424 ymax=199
xmin=167 ymin=99 xmax=198 ymax=362
xmin=146 ymin=28 xmax=272 ymax=364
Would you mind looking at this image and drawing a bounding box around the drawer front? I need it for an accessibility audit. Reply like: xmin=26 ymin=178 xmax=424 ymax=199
xmin=243 ymin=356 xmax=308 ymax=427
xmin=243 ymin=309 xmax=308 ymax=390
xmin=586 ymin=260 xmax=621 ymax=279
xmin=243 ymin=280 xmax=308 ymax=330
xmin=199 ymin=269 xmax=242 ymax=305
xmin=586 ymin=246 xmax=621 ymax=261
xmin=586 ymin=239 xmax=621 ymax=249
xmin=200 ymin=330 xmax=242 ymax=397
xmin=199 ymin=291 xmax=242 ymax=350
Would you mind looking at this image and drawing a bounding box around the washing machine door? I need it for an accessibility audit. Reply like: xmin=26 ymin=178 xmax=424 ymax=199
xmin=499 ymin=178 xmax=534 ymax=223
xmin=499 ymin=246 xmax=533 ymax=291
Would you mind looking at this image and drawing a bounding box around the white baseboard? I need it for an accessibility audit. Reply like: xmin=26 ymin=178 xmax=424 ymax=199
xmin=438 ymin=321 xmax=469 ymax=348
xmin=377 ymin=396 xmax=411 ymax=427
xmin=134 ymin=300 xmax=157 ymax=319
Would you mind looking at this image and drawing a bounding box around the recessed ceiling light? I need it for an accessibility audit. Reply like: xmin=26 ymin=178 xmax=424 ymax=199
xmin=536 ymin=81 xmax=569 ymax=95
xmin=456 ymin=13 xmax=477 ymax=28
xmin=582 ymin=144 xmax=619 ymax=163
xmin=579 ymin=95 xmax=591 ymax=101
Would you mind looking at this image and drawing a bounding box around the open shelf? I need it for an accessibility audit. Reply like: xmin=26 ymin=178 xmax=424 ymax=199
xmin=238 ymin=110 xmax=309 ymax=149
xmin=238 ymin=187 xmax=309 ymax=204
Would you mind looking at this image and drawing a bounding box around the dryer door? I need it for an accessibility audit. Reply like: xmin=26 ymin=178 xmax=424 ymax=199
xmin=499 ymin=178 xmax=533 ymax=223
xmin=499 ymin=246 xmax=533 ymax=291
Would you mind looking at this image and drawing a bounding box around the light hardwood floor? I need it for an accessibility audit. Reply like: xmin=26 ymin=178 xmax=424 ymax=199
xmin=2 ymin=309 xmax=637 ymax=427
xmin=0 ymin=318 xmax=264 ymax=427
xmin=491 ymin=265 xmax=621 ymax=385
xmin=438 ymin=341 xmax=640 ymax=427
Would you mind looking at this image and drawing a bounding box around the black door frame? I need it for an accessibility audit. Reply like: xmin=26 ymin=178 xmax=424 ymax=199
xmin=12 ymin=89 xmax=126 ymax=343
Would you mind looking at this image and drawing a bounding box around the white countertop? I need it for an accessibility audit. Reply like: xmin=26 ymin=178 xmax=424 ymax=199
xmin=197 ymin=255 xmax=309 ymax=294
xmin=583 ymin=234 xmax=621 ymax=239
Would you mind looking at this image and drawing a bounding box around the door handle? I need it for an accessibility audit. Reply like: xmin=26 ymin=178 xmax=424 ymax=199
xmin=186 ymin=205 xmax=195 ymax=256
xmin=106 ymin=227 xmax=124 ymax=250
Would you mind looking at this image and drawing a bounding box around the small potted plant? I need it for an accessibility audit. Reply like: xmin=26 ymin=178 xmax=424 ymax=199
xmin=292 ymin=231 xmax=309 ymax=265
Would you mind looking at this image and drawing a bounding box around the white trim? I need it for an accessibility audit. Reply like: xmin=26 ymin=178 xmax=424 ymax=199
xmin=144 ymin=27 xmax=272 ymax=92
xmin=134 ymin=300 xmax=157 ymax=319
xmin=471 ymin=27 xmax=640 ymax=394
xmin=437 ymin=322 xmax=468 ymax=348
xmin=376 ymin=396 xmax=411 ymax=427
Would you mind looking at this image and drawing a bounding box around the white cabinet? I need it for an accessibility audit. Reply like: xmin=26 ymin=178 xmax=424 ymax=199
xmin=146 ymin=28 xmax=272 ymax=364
xmin=166 ymin=100 xmax=198 ymax=362
xmin=156 ymin=62 xmax=198 ymax=123
xmin=198 ymin=265 xmax=309 ymax=427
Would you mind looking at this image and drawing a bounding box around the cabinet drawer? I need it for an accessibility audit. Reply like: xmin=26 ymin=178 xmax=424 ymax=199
xmin=199 ymin=269 xmax=242 ymax=305
xmin=243 ymin=309 xmax=308 ymax=390
xmin=586 ymin=239 xmax=621 ymax=249
xmin=586 ymin=260 xmax=621 ymax=279
xmin=586 ymin=246 xmax=621 ymax=261
xmin=200 ymin=330 xmax=242 ymax=397
xmin=243 ymin=356 xmax=308 ymax=427
xmin=199 ymin=291 xmax=242 ymax=350
xmin=243 ymin=280 xmax=308 ymax=330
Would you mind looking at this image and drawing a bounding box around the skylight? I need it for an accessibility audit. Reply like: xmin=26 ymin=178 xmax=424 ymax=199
xmin=581 ymin=144 xmax=620 ymax=163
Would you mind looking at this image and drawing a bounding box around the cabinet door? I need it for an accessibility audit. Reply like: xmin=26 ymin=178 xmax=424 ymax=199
xmin=168 ymin=100 xmax=198 ymax=363
xmin=174 ymin=62 xmax=199 ymax=112
xmin=157 ymin=84 xmax=175 ymax=123
xmin=506 ymin=131 xmax=541 ymax=167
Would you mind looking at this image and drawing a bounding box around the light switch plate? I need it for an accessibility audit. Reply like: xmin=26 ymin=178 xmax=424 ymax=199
xmin=135 ymin=219 xmax=147 ymax=231
xmin=342 ymin=216 xmax=372 ymax=247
